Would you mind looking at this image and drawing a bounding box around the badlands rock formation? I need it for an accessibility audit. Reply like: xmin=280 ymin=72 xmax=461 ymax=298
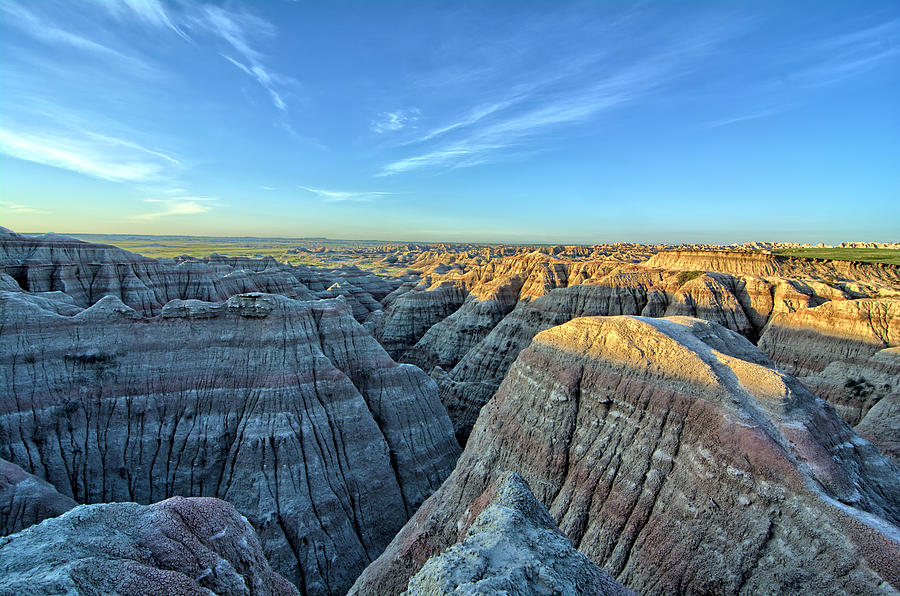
xmin=0 ymin=228 xmax=398 ymax=320
xmin=0 ymin=496 xmax=298 ymax=595
xmin=402 ymin=472 xmax=632 ymax=596
xmin=383 ymin=251 xmax=880 ymax=440
xmin=0 ymin=288 xmax=459 ymax=594
xmin=646 ymin=249 xmax=900 ymax=285
xmin=759 ymin=298 xmax=900 ymax=463
xmin=352 ymin=316 xmax=900 ymax=595
xmin=0 ymin=457 xmax=76 ymax=535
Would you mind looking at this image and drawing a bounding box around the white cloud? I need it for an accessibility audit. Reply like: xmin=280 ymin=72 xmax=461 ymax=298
xmin=0 ymin=1 xmax=155 ymax=72
xmin=0 ymin=127 xmax=171 ymax=182
xmin=378 ymin=23 xmax=734 ymax=176
xmin=194 ymin=6 xmax=291 ymax=112
xmin=300 ymin=186 xmax=392 ymax=202
xmin=379 ymin=60 xmax=673 ymax=175
xmin=131 ymin=196 xmax=216 ymax=220
xmin=371 ymin=109 xmax=420 ymax=134
xmin=0 ymin=201 xmax=47 ymax=214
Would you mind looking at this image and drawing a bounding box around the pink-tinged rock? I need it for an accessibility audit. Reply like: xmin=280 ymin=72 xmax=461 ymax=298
xmin=352 ymin=316 xmax=900 ymax=595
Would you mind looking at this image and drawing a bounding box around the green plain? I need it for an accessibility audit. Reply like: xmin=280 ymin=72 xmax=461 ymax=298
xmin=772 ymin=248 xmax=900 ymax=266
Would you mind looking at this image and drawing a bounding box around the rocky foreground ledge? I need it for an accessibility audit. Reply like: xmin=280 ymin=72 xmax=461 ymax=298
xmin=403 ymin=471 xmax=632 ymax=596
xmin=352 ymin=315 xmax=900 ymax=595
xmin=0 ymin=496 xmax=298 ymax=595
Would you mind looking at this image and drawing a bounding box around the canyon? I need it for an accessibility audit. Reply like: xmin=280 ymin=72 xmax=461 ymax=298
xmin=1 ymin=227 xmax=898 ymax=595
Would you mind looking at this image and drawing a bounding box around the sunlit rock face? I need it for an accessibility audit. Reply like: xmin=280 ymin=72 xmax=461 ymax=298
xmin=0 ymin=496 xmax=299 ymax=596
xmin=376 ymin=245 xmax=894 ymax=442
xmin=402 ymin=472 xmax=633 ymax=596
xmin=645 ymin=249 xmax=900 ymax=285
xmin=0 ymin=290 xmax=460 ymax=595
xmin=351 ymin=316 xmax=900 ymax=596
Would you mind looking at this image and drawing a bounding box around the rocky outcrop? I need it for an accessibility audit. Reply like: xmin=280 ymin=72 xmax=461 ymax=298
xmin=0 ymin=228 xmax=398 ymax=321
xmin=856 ymin=385 xmax=900 ymax=467
xmin=352 ymin=316 xmax=900 ymax=595
xmin=759 ymin=298 xmax=899 ymax=420
xmin=759 ymin=298 xmax=900 ymax=462
xmin=0 ymin=290 xmax=460 ymax=594
xmin=645 ymin=250 xmax=900 ymax=285
xmin=387 ymin=257 xmax=866 ymax=441
xmin=402 ymin=472 xmax=632 ymax=596
xmin=376 ymin=281 xmax=470 ymax=358
xmin=0 ymin=496 xmax=298 ymax=595
xmin=374 ymin=253 xmax=621 ymax=361
xmin=0 ymin=457 xmax=76 ymax=536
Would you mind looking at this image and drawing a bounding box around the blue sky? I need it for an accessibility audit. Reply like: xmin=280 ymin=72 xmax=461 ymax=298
xmin=0 ymin=1 xmax=898 ymax=243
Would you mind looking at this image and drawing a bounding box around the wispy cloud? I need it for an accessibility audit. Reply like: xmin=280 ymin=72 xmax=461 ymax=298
xmin=300 ymin=186 xmax=393 ymax=202
xmin=371 ymin=109 xmax=420 ymax=133
xmin=705 ymin=19 xmax=899 ymax=130
xmin=193 ymin=6 xmax=291 ymax=112
xmin=96 ymin=0 xmax=186 ymax=38
xmin=131 ymin=196 xmax=217 ymax=220
xmin=795 ymin=19 xmax=900 ymax=87
xmin=1 ymin=1 xmax=156 ymax=73
xmin=83 ymin=0 xmax=292 ymax=112
xmin=375 ymin=9 xmax=750 ymax=177
xmin=702 ymin=106 xmax=789 ymax=129
xmin=379 ymin=40 xmax=714 ymax=175
xmin=0 ymin=201 xmax=46 ymax=214
xmin=0 ymin=127 xmax=175 ymax=182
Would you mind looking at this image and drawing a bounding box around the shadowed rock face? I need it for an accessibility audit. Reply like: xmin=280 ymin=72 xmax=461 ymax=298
xmin=0 ymin=457 xmax=76 ymax=536
xmin=0 ymin=496 xmax=298 ymax=595
xmin=402 ymin=472 xmax=632 ymax=596
xmin=0 ymin=290 xmax=460 ymax=594
xmin=351 ymin=316 xmax=900 ymax=595
xmin=759 ymin=297 xmax=900 ymax=465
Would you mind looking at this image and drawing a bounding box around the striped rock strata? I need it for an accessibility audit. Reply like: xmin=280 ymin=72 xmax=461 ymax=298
xmin=351 ymin=316 xmax=900 ymax=595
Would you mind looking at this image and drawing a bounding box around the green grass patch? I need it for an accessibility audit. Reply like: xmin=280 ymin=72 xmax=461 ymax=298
xmin=771 ymin=248 xmax=900 ymax=266
xmin=675 ymin=270 xmax=705 ymax=285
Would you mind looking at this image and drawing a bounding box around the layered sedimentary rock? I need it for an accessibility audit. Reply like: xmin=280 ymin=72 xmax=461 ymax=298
xmin=0 ymin=290 xmax=460 ymax=594
xmin=856 ymin=385 xmax=900 ymax=467
xmin=383 ymin=253 xmax=870 ymax=440
xmin=376 ymin=281 xmax=470 ymax=358
xmin=375 ymin=253 xmax=621 ymax=360
xmin=0 ymin=496 xmax=298 ymax=595
xmin=352 ymin=316 xmax=900 ymax=595
xmin=646 ymin=249 xmax=900 ymax=285
xmin=0 ymin=228 xmax=398 ymax=321
xmin=759 ymin=297 xmax=900 ymax=461
xmin=402 ymin=472 xmax=631 ymax=596
xmin=0 ymin=457 xmax=76 ymax=536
